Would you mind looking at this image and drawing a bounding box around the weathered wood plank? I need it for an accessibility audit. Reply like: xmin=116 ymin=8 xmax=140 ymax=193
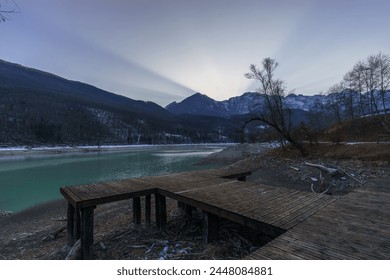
xmin=287 ymin=224 xmax=390 ymax=259
xmin=247 ymin=244 xmax=305 ymax=260
xmin=267 ymin=195 xmax=335 ymax=227
xmin=280 ymin=196 xmax=339 ymax=229
xmin=275 ymin=235 xmax=351 ymax=259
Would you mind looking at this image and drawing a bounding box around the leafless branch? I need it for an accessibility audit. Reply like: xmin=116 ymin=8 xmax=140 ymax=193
xmin=0 ymin=0 xmax=20 ymax=22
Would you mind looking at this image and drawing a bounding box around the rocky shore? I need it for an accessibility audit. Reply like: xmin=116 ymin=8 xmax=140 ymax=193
xmin=0 ymin=211 xmax=13 ymax=217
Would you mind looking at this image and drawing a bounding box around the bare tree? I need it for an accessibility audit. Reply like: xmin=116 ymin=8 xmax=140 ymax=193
xmin=327 ymin=83 xmax=346 ymax=125
xmin=364 ymin=54 xmax=381 ymax=115
xmin=376 ymin=52 xmax=390 ymax=118
xmin=342 ymin=52 xmax=390 ymax=119
xmin=0 ymin=0 xmax=19 ymax=22
xmin=243 ymin=57 xmax=307 ymax=155
xmin=343 ymin=71 xmax=360 ymax=119
xmin=345 ymin=61 xmax=368 ymax=116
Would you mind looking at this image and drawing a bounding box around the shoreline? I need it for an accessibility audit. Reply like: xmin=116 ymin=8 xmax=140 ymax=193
xmin=0 ymin=143 xmax=257 ymax=215
xmin=0 ymin=143 xmax=235 ymax=158
xmin=0 ymin=143 xmax=240 ymax=214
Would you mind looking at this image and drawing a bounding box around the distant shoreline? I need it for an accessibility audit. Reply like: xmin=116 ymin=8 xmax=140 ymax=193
xmin=0 ymin=143 xmax=235 ymax=158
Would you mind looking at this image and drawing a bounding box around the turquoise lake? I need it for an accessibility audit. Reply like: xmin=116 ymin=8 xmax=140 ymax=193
xmin=0 ymin=145 xmax=226 ymax=212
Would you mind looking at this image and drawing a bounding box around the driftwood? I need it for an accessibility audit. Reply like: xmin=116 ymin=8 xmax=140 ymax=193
xmin=65 ymin=239 xmax=81 ymax=260
xmin=290 ymin=166 xmax=300 ymax=171
xmin=338 ymin=167 xmax=365 ymax=185
xmin=304 ymin=162 xmax=339 ymax=175
xmin=306 ymin=162 xmax=365 ymax=185
xmin=42 ymin=225 xmax=67 ymax=241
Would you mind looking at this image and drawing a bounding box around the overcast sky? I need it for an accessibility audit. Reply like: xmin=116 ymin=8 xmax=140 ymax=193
xmin=1 ymin=0 xmax=390 ymax=106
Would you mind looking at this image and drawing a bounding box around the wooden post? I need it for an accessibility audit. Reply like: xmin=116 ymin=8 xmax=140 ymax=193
xmin=74 ymin=206 xmax=81 ymax=241
xmin=67 ymin=203 xmax=75 ymax=246
xmin=145 ymin=195 xmax=151 ymax=229
xmin=185 ymin=204 xmax=194 ymax=218
xmin=155 ymin=194 xmax=167 ymax=231
xmin=80 ymin=207 xmax=95 ymax=260
xmin=133 ymin=197 xmax=141 ymax=225
xmin=202 ymin=211 xmax=220 ymax=243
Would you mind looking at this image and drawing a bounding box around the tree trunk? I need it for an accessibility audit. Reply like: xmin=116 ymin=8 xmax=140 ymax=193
xmin=284 ymin=134 xmax=307 ymax=156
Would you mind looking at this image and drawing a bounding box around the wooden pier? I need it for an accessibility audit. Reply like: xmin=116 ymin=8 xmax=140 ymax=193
xmin=60 ymin=168 xmax=390 ymax=260
xmin=244 ymin=178 xmax=390 ymax=259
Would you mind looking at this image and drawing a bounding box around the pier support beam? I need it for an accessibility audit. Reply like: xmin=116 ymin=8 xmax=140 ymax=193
xmin=66 ymin=203 xmax=81 ymax=246
xmin=80 ymin=206 xmax=95 ymax=260
xmin=202 ymin=211 xmax=220 ymax=243
xmin=132 ymin=197 xmax=141 ymax=225
xmin=155 ymin=194 xmax=167 ymax=231
xmin=186 ymin=204 xmax=195 ymax=218
xmin=67 ymin=203 xmax=75 ymax=246
xmin=145 ymin=195 xmax=151 ymax=229
xmin=75 ymin=207 xmax=81 ymax=241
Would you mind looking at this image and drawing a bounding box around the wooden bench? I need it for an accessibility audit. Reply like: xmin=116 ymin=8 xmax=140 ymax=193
xmin=60 ymin=168 xmax=253 ymax=259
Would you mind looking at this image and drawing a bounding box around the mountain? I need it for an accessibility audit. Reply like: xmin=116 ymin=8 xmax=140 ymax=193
xmin=0 ymin=60 xmax=240 ymax=145
xmin=0 ymin=59 xmax=171 ymax=118
xmin=3 ymin=59 xmax=389 ymax=146
xmin=221 ymin=92 xmax=264 ymax=115
xmin=166 ymin=92 xmax=313 ymax=117
xmin=166 ymin=91 xmax=390 ymax=119
xmin=166 ymin=92 xmax=230 ymax=117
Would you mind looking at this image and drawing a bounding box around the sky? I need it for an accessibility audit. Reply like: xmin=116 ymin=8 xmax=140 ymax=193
xmin=1 ymin=0 xmax=390 ymax=106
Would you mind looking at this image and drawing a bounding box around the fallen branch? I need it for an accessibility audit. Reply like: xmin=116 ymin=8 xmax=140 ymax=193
xmin=304 ymin=162 xmax=339 ymax=175
xmin=65 ymin=239 xmax=81 ymax=260
xmin=338 ymin=168 xmax=365 ymax=185
xmin=321 ymin=184 xmax=333 ymax=195
xmin=290 ymin=166 xmax=300 ymax=171
xmin=42 ymin=225 xmax=67 ymax=241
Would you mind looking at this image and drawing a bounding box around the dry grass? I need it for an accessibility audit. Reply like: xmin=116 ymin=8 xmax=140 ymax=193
xmin=268 ymin=143 xmax=390 ymax=164
xmin=322 ymin=115 xmax=389 ymax=142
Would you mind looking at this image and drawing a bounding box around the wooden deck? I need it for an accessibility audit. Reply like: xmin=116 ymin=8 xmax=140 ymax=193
xmin=60 ymin=168 xmax=390 ymax=260
xmin=244 ymin=179 xmax=390 ymax=260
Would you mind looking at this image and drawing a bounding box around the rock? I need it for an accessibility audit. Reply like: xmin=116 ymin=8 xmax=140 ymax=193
xmin=99 ymin=241 xmax=107 ymax=251
xmin=0 ymin=211 xmax=13 ymax=217
xmin=159 ymin=245 xmax=169 ymax=259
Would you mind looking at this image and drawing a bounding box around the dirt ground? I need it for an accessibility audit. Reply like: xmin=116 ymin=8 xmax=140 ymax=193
xmin=0 ymin=143 xmax=388 ymax=260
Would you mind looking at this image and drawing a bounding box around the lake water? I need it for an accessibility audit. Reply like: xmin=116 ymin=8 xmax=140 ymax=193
xmin=0 ymin=145 xmax=226 ymax=212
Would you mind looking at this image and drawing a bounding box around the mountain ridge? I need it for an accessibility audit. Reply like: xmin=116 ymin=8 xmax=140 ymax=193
xmin=0 ymin=59 xmax=240 ymax=145
xmin=2 ymin=58 xmax=389 ymax=146
xmin=166 ymin=90 xmax=390 ymax=119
